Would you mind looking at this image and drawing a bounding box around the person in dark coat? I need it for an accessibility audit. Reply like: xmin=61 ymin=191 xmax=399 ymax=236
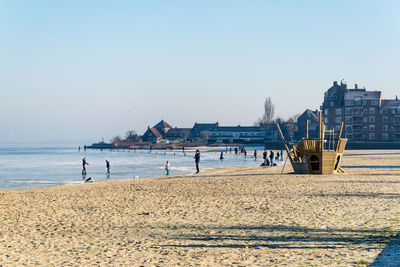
xmin=106 ymin=160 xmax=110 ymax=175
xmin=269 ymin=151 xmax=274 ymax=166
xmin=194 ymin=149 xmax=200 ymax=174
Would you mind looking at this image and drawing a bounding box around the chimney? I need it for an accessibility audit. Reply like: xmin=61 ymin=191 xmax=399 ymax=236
xmin=355 ymin=84 xmax=358 ymax=89
xmin=333 ymin=81 xmax=338 ymax=86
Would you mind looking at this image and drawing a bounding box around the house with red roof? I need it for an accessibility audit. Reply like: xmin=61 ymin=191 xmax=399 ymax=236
xmin=142 ymin=127 xmax=162 ymax=143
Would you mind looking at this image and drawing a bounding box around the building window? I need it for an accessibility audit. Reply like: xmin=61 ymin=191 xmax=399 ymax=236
xmin=372 ymin=100 xmax=379 ymax=106
xmin=363 ymin=109 xmax=368 ymax=115
xmin=324 ymin=109 xmax=328 ymax=115
xmin=391 ymin=118 xmax=395 ymax=123
xmin=383 ymin=116 xmax=389 ymax=123
xmin=369 ymin=108 xmax=375 ymax=114
xmin=383 ymin=125 xmax=389 ymax=131
xmin=383 ymin=133 xmax=389 ymax=141
xmin=345 ymin=108 xmax=352 ymax=115
xmin=369 ymin=125 xmax=375 ymax=131
xmin=335 ymin=108 xmax=342 ymax=115
xmin=363 ymin=117 xmax=368 ymax=123
xmin=335 ymin=116 xmax=342 ymax=123
xmin=345 ymin=100 xmax=353 ymax=106
xmin=345 ymin=126 xmax=353 ymax=132
xmin=390 ymin=126 xmax=395 ymax=131
xmin=335 ymin=125 xmax=341 ymax=131
xmin=330 ymin=102 xmax=335 ymax=107
xmin=363 ymin=126 xmax=368 ymax=131
xmin=363 ymin=100 xmax=367 ymax=106
xmin=369 ymin=133 xmax=375 ymax=140
xmin=379 ymin=109 xmax=387 ymax=114
xmin=369 ymin=116 xmax=375 ymax=123
xmin=345 ymin=116 xmax=353 ymax=123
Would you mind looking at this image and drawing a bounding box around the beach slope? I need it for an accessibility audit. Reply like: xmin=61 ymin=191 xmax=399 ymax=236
xmin=1 ymin=150 xmax=400 ymax=266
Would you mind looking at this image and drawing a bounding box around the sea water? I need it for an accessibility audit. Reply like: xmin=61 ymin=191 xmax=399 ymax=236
xmin=0 ymin=146 xmax=277 ymax=190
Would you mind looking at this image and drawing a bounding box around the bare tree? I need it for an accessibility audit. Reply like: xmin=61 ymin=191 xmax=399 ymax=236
xmin=255 ymin=97 xmax=275 ymax=125
xmin=111 ymin=135 xmax=122 ymax=145
xmin=263 ymin=97 xmax=275 ymax=123
xmin=125 ymin=130 xmax=141 ymax=142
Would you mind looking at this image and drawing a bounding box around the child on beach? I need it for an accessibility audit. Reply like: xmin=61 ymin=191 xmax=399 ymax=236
xmin=165 ymin=161 xmax=170 ymax=175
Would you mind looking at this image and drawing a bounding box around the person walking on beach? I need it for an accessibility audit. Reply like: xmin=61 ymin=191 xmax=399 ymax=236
xmin=269 ymin=151 xmax=274 ymax=166
xmin=254 ymin=150 xmax=257 ymax=160
xmin=106 ymin=160 xmax=110 ymax=176
xmin=194 ymin=149 xmax=200 ymax=174
xmin=82 ymin=157 xmax=89 ymax=175
xmin=244 ymin=148 xmax=247 ymax=158
xmin=165 ymin=161 xmax=170 ymax=175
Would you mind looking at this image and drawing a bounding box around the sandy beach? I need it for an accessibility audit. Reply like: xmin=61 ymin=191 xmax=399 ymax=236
xmin=1 ymin=150 xmax=400 ymax=266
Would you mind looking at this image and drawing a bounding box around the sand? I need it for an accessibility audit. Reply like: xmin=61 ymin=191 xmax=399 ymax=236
xmin=0 ymin=150 xmax=400 ymax=266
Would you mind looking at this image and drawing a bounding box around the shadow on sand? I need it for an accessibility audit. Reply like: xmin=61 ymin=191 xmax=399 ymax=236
xmin=158 ymin=224 xmax=392 ymax=253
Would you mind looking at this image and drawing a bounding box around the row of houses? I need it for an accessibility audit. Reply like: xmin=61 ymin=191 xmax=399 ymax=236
xmin=141 ymin=120 xmax=282 ymax=144
xmin=141 ymin=80 xmax=400 ymax=144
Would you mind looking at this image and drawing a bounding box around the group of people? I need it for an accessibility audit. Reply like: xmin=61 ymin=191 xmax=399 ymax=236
xmin=261 ymin=150 xmax=283 ymax=166
xmin=82 ymin=147 xmax=282 ymax=179
xmin=165 ymin=149 xmax=201 ymax=176
xmin=82 ymin=157 xmax=110 ymax=176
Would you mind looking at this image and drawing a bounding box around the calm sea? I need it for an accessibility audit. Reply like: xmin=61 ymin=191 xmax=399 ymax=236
xmin=0 ymin=146 xmax=274 ymax=190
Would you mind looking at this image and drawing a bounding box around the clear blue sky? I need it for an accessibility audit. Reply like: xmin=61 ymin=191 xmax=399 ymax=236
xmin=1 ymin=0 xmax=399 ymax=144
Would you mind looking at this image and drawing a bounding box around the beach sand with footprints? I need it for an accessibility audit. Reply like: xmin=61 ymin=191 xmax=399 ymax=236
xmin=0 ymin=150 xmax=400 ymax=266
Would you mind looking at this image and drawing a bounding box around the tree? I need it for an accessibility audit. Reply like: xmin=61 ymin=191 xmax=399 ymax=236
xmin=125 ymin=130 xmax=141 ymax=142
xmin=263 ymin=97 xmax=275 ymax=123
xmin=111 ymin=135 xmax=122 ymax=145
xmin=255 ymin=97 xmax=275 ymax=125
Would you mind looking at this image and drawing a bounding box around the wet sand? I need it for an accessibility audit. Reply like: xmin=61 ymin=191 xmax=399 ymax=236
xmin=0 ymin=150 xmax=400 ymax=266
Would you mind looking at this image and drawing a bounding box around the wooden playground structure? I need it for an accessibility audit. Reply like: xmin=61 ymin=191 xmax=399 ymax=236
xmin=275 ymin=113 xmax=347 ymax=174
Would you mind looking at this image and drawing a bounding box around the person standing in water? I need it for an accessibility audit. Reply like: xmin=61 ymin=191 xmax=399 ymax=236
xmin=106 ymin=160 xmax=110 ymax=176
xmin=82 ymin=157 xmax=89 ymax=175
xmin=194 ymin=149 xmax=200 ymax=174
xmin=165 ymin=161 xmax=170 ymax=175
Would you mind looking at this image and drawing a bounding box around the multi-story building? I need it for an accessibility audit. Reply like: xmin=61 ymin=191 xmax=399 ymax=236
xmin=321 ymin=81 xmax=400 ymax=142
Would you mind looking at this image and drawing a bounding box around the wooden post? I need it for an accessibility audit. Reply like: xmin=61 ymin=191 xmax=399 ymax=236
xmin=335 ymin=122 xmax=344 ymax=151
xmin=306 ymin=120 xmax=309 ymax=139
xmin=275 ymin=122 xmax=290 ymax=153
xmin=319 ymin=112 xmax=324 ymax=151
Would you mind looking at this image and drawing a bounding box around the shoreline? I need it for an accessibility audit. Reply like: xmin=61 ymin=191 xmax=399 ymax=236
xmin=1 ymin=150 xmax=400 ymax=265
